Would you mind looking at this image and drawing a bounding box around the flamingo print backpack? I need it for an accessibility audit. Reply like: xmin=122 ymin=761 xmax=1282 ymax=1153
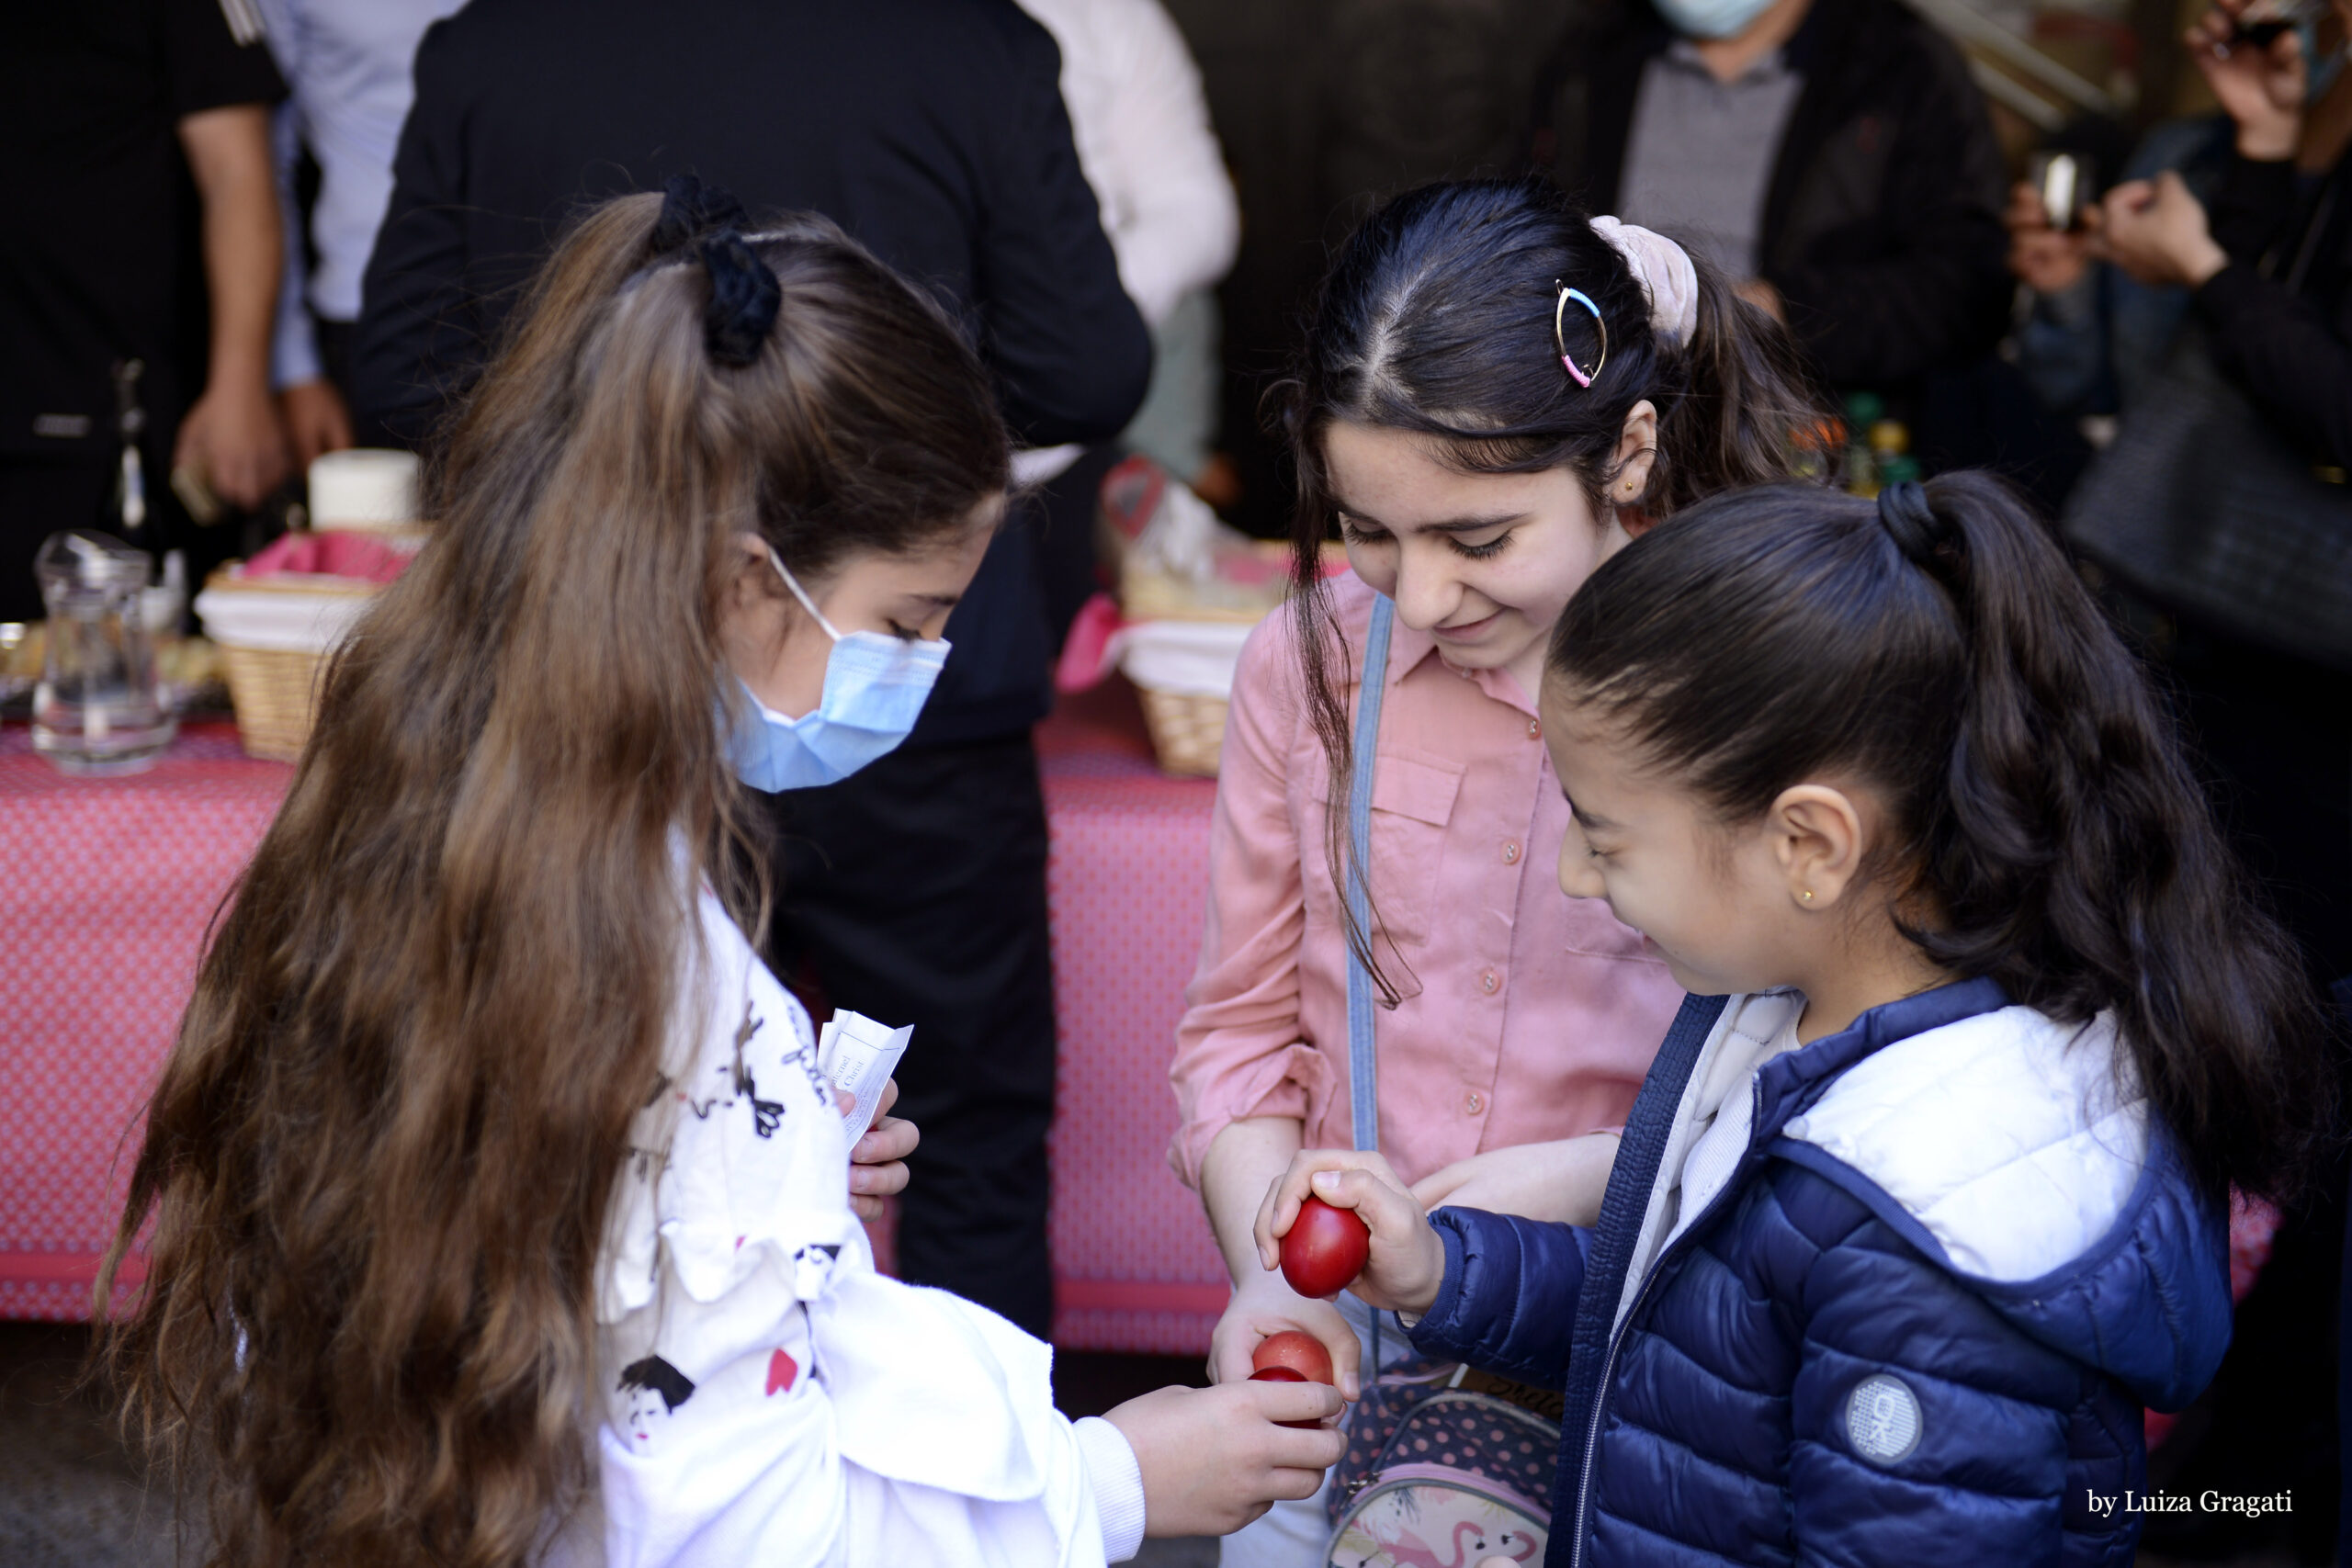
xmin=1322 ymin=1358 xmax=1556 ymax=1568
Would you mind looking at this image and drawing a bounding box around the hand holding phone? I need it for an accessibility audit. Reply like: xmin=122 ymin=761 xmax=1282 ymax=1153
xmin=2188 ymin=0 xmax=2312 ymax=159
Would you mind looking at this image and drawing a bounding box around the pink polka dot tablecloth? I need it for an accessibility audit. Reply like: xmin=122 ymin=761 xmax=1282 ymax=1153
xmin=0 ymin=688 xmax=1232 ymax=1353
xmin=0 ymin=721 xmax=288 ymax=1320
xmin=1036 ymin=682 xmax=1228 ymax=1356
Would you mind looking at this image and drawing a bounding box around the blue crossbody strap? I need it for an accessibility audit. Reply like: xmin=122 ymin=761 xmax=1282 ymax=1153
xmin=1344 ymin=593 xmax=1394 ymax=1154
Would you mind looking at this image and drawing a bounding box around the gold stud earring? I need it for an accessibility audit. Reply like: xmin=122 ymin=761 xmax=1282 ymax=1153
xmin=1800 ymin=889 xmax=1815 ymax=905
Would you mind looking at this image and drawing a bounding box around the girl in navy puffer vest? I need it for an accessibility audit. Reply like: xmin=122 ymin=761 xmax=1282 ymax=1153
xmin=1250 ymin=475 xmax=2332 ymax=1567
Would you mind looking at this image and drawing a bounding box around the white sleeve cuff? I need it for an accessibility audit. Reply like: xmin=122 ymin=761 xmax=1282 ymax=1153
xmin=273 ymin=313 xmax=323 ymax=391
xmin=1072 ymin=1416 xmax=1148 ymax=1563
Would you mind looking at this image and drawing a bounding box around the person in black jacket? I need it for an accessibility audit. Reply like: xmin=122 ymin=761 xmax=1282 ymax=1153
xmin=2097 ymin=5 xmax=2352 ymax=1555
xmin=354 ymin=0 xmax=1152 ymax=1338
xmin=1529 ymin=0 xmax=2011 ymax=457
xmin=2099 ymin=1 xmax=2352 ymax=468
xmin=2 ymin=0 xmax=292 ymax=622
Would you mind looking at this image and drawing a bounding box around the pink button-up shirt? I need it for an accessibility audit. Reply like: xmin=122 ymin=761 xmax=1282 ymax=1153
xmin=1169 ymin=573 xmax=1683 ymax=1190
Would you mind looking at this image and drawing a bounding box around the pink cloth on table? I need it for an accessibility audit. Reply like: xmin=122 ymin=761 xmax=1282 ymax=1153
xmin=1055 ymin=592 xmax=1126 ymax=694
xmin=0 ymin=723 xmax=286 ymax=1318
xmin=1038 ymin=683 xmax=1228 ymax=1350
xmin=1169 ymin=572 xmax=1684 ymax=1192
xmin=240 ymin=529 xmax=412 ymax=584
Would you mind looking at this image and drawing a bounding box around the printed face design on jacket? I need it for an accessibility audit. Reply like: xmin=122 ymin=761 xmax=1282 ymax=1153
xmin=618 ymin=1355 xmax=697 ymax=1449
xmin=792 ymin=1242 xmax=842 ymax=1300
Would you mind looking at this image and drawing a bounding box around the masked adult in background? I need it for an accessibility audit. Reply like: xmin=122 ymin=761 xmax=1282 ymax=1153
xmin=1 ymin=2 xmax=292 ymax=623
xmin=356 ymin=0 xmax=1150 ymax=1341
xmin=1527 ymin=0 xmax=2012 ymax=472
xmin=2085 ymin=2 xmax=2352 ymax=1556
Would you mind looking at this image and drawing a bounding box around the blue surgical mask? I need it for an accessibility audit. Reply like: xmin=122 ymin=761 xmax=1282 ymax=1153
xmin=726 ymin=546 xmax=951 ymax=793
xmin=1653 ymin=0 xmax=1779 ymax=39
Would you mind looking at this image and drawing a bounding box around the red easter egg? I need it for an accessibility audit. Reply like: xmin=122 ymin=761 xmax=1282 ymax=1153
xmin=1251 ymin=1329 xmax=1336 ymax=1386
xmin=1280 ymin=1195 xmax=1372 ymax=1299
xmin=1250 ymin=1329 xmax=1335 ymax=1427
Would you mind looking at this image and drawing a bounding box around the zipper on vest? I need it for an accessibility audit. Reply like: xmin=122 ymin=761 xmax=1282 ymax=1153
xmin=1568 ymin=1077 xmax=1770 ymax=1568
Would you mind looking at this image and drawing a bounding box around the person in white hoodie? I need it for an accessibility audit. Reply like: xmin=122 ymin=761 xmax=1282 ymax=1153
xmin=97 ymin=183 xmax=1341 ymax=1568
xmin=1012 ymin=0 xmax=1240 ymax=492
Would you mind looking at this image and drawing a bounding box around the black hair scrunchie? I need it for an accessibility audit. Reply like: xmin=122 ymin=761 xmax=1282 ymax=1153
xmin=699 ymin=230 xmax=781 ymax=367
xmin=1876 ymin=480 xmax=1952 ymax=567
xmin=651 ymin=173 xmax=751 ymax=256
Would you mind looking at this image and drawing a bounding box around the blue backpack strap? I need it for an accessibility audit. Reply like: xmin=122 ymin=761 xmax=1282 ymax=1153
xmin=1344 ymin=592 xmax=1396 ymax=1376
xmin=1344 ymin=592 xmax=1395 ymax=1153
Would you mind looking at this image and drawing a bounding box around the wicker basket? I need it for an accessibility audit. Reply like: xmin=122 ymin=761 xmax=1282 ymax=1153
xmin=197 ymin=569 xmax=381 ymax=762
xmin=213 ymin=642 xmax=328 ymax=761
xmin=1118 ymin=551 xmax=1282 ymax=777
xmin=1135 ymin=686 xmax=1229 ymax=777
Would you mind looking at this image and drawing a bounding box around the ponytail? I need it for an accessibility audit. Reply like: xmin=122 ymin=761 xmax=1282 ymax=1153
xmin=1271 ymin=177 xmax=1828 ymax=994
xmin=1650 ymin=267 xmax=1826 ymax=513
xmin=1550 ymin=473 xmax=2331 ymax=1201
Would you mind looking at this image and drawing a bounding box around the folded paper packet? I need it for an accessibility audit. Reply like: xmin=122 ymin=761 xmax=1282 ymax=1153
xmin=820 ymin=1010 xmax=912 ymax=1145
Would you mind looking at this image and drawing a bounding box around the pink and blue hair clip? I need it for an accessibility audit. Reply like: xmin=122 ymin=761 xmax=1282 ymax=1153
xmin=1554 ymin=281 xmax=1607 ymax=389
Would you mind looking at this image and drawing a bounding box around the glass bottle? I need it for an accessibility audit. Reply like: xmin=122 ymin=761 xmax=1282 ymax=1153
xmin=31 ymin=531 xmax=176 ymax=775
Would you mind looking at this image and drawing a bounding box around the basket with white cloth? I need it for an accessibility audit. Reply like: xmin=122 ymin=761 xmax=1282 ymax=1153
xmin=1118 ymin=612 xmax=1264 ymax=778
xmin=192 ymin=529 xmax=418 ymax=761
xmin=1060 ymin=458 xmax=1336 ymax=776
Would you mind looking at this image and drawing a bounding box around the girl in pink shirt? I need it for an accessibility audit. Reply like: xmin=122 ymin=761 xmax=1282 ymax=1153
xmin=1170 ymin=179 xmax=1826 ymax=1562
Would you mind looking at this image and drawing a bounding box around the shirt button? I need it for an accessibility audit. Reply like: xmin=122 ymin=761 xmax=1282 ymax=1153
xmin=1464 ymin=1091 xmax=1486 ymax=1116
xmin=1478 ymin=968 xmax=1499 ymax=994
xmin=1527 ymin=717 xmax=1542 ymax=739
xmin=1501 ymin=840 xmax=1521 ymax=865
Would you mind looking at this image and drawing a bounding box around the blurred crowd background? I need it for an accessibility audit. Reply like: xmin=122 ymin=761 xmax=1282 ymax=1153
xmin=19 ymin=0 xmax=2335 ymax=581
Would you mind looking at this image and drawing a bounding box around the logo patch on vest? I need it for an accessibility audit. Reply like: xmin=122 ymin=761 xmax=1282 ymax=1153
xmin=1845 ymin=1373 xmax=1922 ymax=1464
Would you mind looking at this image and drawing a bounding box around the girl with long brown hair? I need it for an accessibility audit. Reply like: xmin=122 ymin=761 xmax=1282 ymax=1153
xmin=99 ymin=183 xmax=1341 ymax=1568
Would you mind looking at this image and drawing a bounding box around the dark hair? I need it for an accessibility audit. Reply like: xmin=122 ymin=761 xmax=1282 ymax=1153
xmin=1548 ymin=472 xmax=2330 ymax=1200
xmin=1272 ymin=176 xmax=1827 ymax=996
xmin=618 ymin=1357 xmax=696 ymax=1413
xmin=97 ymin=193 xmax=1007 ymax=1568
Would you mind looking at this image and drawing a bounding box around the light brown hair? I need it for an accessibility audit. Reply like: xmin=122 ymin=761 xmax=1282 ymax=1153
xmin=96 ymin=193 xmax=1009 ymax=1567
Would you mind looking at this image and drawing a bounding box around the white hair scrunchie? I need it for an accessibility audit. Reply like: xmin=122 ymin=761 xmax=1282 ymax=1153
xmin=1589 ymin=217 xmax=1701 ymax=347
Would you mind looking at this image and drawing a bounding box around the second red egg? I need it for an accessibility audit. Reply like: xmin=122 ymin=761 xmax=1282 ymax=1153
xmin=1250 ymin=1329 xmax=1335 ymax=1385
xmin=1250 ymin=1329 xmax=1336 ymax=1428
